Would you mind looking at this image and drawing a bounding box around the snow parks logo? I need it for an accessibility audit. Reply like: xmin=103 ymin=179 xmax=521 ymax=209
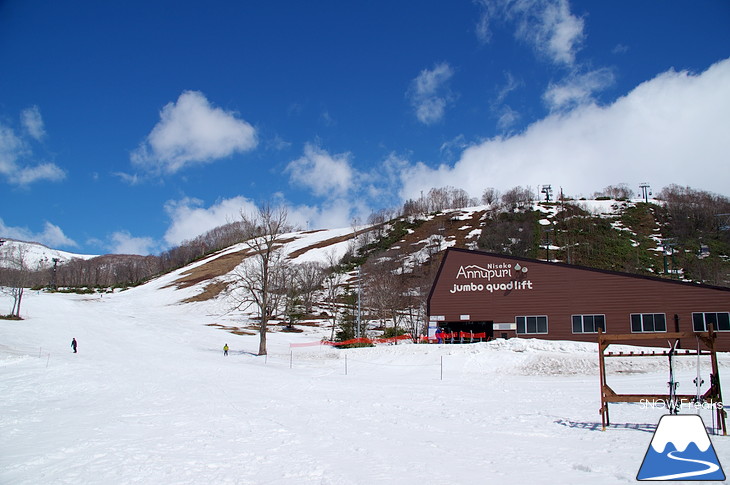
xmin=637 ymin=415 xmax=725 ymax=481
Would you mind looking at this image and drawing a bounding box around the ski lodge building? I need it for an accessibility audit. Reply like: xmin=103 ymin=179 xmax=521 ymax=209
xmin=427 ymin=248 xmax=730 ymax=351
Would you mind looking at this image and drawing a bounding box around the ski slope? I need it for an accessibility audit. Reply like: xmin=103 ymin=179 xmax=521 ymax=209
xmin=1 ymin=268 xmax=728 ymax=484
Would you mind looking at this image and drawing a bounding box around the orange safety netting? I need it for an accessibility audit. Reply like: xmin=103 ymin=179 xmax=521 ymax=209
xmin=290 ymin=332 xmax=490 ymax=348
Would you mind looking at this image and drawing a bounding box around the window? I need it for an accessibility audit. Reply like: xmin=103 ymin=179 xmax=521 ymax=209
xmin=630 ymin=313 xmax=666 ymax=333
xmin=572 ymin=314 xmax=606 ymax=334
xmin=516 ymin=315 xmax=548 ymax=334
xmin=692 ymin=312 xmax=730 ymax=332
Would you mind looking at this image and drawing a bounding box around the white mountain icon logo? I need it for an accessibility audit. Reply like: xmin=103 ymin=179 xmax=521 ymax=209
xmin=637 ymin=414 xmax=725 ymax=481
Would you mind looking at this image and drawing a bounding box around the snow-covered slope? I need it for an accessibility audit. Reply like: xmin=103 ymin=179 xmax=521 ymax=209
xmin=0 ymin=238 xmax=97 ymax=269
xmin=0 ymin=278 xmax=727 ymax=484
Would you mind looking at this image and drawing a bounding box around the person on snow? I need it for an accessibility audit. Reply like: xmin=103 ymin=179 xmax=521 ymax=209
xmin=71 ymin=338 xmax=78 ymax=353
xmin=223 ymin=343 xmax=229 ymax=356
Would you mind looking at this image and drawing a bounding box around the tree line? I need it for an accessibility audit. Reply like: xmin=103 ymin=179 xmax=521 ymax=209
xmin=3 ymin=184 xmax=729 ymax=333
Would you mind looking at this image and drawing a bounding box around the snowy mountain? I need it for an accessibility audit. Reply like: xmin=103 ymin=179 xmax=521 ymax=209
xmin=4 ymin=195 xmax=728 ymax=295
xmin=650 ymin=414 xmax=712 ymax=453
xmin=0 ymin=238 xmax=96 ymax=269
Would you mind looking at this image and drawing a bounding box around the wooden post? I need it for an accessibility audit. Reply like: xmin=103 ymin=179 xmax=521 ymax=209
xmin=706 ymin=325 xmax=727 ymax=435
xmin=598 ymin=328 xmax=608 ymax=430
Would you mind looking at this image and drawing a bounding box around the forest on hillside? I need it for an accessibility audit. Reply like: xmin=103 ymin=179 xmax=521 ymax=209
xmin=1 ymin=184 xmax=729 ymax=320
xmin=477 ymin=185 xmax=730 ymax=286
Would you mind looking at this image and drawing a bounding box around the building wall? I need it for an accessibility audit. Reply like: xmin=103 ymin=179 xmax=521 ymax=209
xmin=428 ymin=248 xmax=730 ymax=351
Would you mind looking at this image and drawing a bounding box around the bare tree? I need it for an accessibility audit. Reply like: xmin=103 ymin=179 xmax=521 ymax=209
xmin=271 ymin=261 xmax=301 ymax=329
xmin=501 ymin=186 xmax=535 ymax=211
xmin=230 ymin=204 xmax=291 ymax=356
xmin=362 ymin=257 xmax=406 ymax=337
xmin=595 ymin=183 xmax=634 ymax=200
xmin=322 ymin=250 xmax=346 ymax=341
xmin=450 ymin=187 xmax=473 ymax=208
xmin=481 ymin=187 xmax=500 ymax=206
xmin=1 ymin=243 xmax=30 ymax=318
xmin=427 ymin=187 xmax=451 ymax=212
xmin=295 ymin=261 xmax=325 ymax=314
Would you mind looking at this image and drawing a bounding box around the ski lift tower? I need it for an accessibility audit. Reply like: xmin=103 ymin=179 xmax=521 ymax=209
xmin=51 ymin=257 xmax=60 ymax=290
xmin=540 ymin=185 xmax=553 ymax=202
xmin=661 ymin=238 xmax=678 ymax=278
xmin=639 ymin=183 xmax=651 ymax=203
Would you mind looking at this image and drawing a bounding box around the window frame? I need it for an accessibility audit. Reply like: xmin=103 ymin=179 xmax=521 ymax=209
xmin=571 ymin=314 xmax=606 ymax=334
xmin=692 ymin=312 xmax=730 ymax=332
xmin=630 ymin=313 xmax=667 ymax=333
xmin=516 ymin=315 xmax=548 ymax=335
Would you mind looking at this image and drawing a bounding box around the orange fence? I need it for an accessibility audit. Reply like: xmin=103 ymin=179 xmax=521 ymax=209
xmin=326 ymin=334 xmax=413 ymax=347
xmin=439 ymin=331 xmax=486 ymax=340
xmin=290 ymin=332 xmax=490 ymax=348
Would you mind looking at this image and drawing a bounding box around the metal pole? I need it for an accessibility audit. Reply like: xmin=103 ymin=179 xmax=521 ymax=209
xmin=357 ymin=266 xmax=362 ymax=339
xmin=345 ymin=354 xmax=348 ymax=376
xmin=290 ymin=350 xmax=293 ymax=369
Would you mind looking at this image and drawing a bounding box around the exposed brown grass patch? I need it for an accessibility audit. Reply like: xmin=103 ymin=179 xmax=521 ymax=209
xmin=167 ymin=237 xmax=299 ymax=301
xmin=182 ymin=280 xmax=230 ymax=303
xmin=286 ymin=226 xmax=379 ymax=260
xmin=205 ymin=323 xmax=256 ymax=336
xmin=378 ymin=211 xmax=487 ymax=259
xmin=166 ymin=249 xmax=252 ymax=291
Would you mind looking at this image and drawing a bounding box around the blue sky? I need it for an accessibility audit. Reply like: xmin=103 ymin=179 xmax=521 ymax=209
xmin=1 ymin=0 xmax=729 ymax=255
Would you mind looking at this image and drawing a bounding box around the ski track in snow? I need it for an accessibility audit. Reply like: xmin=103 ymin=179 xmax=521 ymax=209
xmin=643 ymin=451 xmax=720 ymax=480
xmin=1 ymin=287 xmax=728 ymax=485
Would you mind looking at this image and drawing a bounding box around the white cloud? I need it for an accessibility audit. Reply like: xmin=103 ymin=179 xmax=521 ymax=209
xmin=11 ymin=163 xmax=66 ymax=185
xmin=495 ymin=72 xmax=522 ymax=105
xmin=285 ymin=199 xmax=361 ymax=231
xmin=113 ymin=171 xmax=142 ymax=185
xmin=533 ymin=0 xmax=584 ymax=65
xmin=399 ymin=58 xmax=730 ymax=201
xmin=497 ymin=106 xmax=521 ymax=132
xmin=543 ymin=68 xmax=615 ymax=111
xmin=131 ymin=90 xmax=258 ymax=174
xmin=477 ymin=0 xmax=585 ymax=67
xmin=408 ymin=62 xmax=455 ymax=125
xmin=0 ymin=125 xmax=26 ymax=173
xmin=109 ymin=231 xmax=157 ymax=256
xmin=285 ymin=144 xmax=354 ymax=198
xmin=163 ymin=196 xmax=257 ymax=247
xmin=0 ymin=120 xmax=64 ymax=186
xmin=38 ymin=222 xmax=78 ymax=248
xmin=0 ymin=218 xmax=77 ymax=248
xmin=163 ymin=192 xmax=373 ymax=246
xmin=20 ymin=106 xmax=46 ymax=141
xmin=491 ymin=72 xmax=524 ymax=131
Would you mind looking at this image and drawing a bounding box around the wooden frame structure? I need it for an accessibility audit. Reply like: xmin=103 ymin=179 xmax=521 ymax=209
xmin=598 ymin=327 xmax=726 ymax=434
